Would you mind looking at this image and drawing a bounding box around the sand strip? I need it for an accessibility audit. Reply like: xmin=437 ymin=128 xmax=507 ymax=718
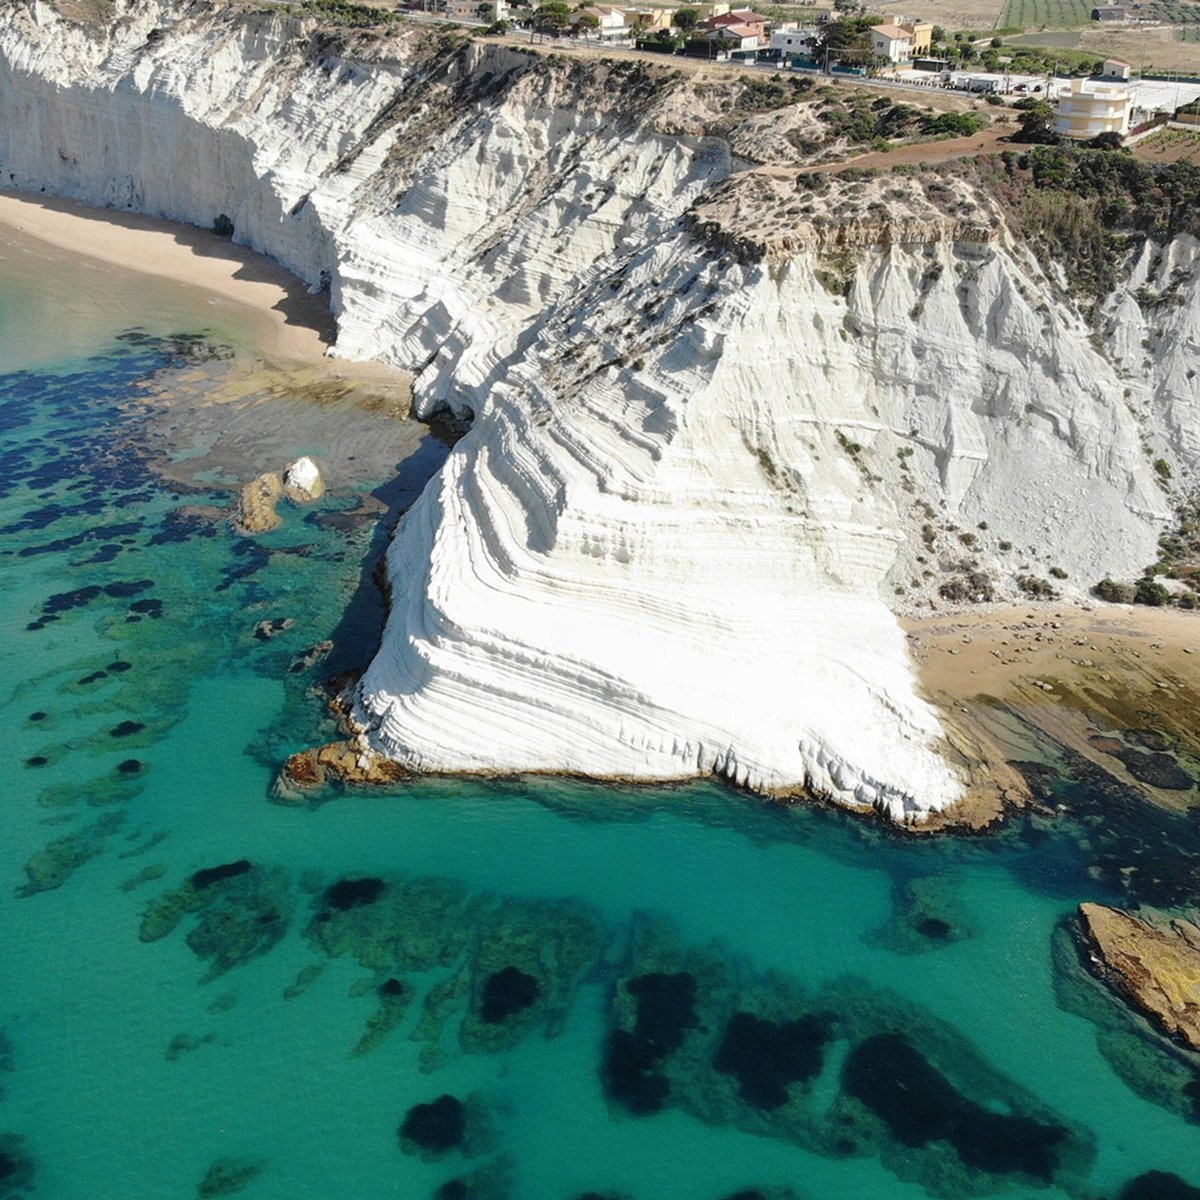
xmin=0 ymin=189 xmax=339 ymax=366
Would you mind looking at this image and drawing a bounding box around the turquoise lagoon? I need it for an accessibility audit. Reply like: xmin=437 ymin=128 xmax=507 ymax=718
xmin=1 ymin=223 xmax=1198 ymax=1200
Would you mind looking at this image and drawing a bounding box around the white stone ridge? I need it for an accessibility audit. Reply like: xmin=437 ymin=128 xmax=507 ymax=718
xmin=2 ymin=1 xmax=1197 ymax=820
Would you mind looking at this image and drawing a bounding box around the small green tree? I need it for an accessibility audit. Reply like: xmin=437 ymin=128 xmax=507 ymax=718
xmin=575 ymin=9 xmax=599 ymax=34
xmin=926 ymin=111 xmax=984 ymax=136
xmin=673 ymin=6 xmax=700 ymax=31
xmin=931 ymin=24 xmax=945 ymax=43
xmin=1094 ymin=578 xmax=1135 ymax=603
xmin=1014 ymin=100 xmax=1056 ymax=143
xmin=1134 ymin=577 xmax=1171 ymax=606
xmin=534 ymin=0 xmax=570 ymax=32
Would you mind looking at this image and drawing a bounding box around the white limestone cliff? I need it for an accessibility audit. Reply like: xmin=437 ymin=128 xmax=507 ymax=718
xmin=2 ymin=0 xmax=1197 ymax=819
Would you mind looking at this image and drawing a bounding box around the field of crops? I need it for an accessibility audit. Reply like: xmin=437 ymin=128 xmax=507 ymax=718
xmin=999 ymin=0 xmax=1094 ymax=28
xmin=1178 ymin=22 xmax=1200 ymax=39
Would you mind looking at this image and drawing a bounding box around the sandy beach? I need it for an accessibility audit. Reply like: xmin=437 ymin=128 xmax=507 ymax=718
xmin=906 ymin=602 xmax=1200 ymax=828
xmin=0 ymin=187 xmax=424 ymax=491
xmin=0 ymin=188 xmax=398 ymax=378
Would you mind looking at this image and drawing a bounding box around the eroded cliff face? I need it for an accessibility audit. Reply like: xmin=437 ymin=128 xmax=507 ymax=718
xmin=3 ymin=0 xmax=1197 ymax=819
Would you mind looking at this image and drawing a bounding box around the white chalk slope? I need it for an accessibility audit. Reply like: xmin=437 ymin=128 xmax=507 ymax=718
xmin=2 ymin=0 xmax=1197 ymax=818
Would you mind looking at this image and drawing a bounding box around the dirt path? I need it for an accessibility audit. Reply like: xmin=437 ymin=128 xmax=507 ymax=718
xmin=813 ymin=120 xmax=1017 ymax=173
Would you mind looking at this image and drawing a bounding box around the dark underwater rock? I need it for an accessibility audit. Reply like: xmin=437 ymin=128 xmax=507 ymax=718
xmin=400 ymin=1095 xmax=465 ymax=1157
xmin=1115 ymin=749 xmax=1193 ymax=790
xmin=196 ymin=1156 xmax=266 ymax=1197
xmin=325 ymin=877 xmax=387 ymax=911
xmin=253 ymin=618 xmax=294 ymax=641
xmin=480 ymin=966 xmax=539 ymax=1024
xmin=0 ymin=1133 xmax=33 ymax=1196
xmin=713 ymin=1011 xmax=830 ymax=1109
xmin=191 ymin=860 xmax=253 ymax=890
xmin=351 ymin=977 xmax=412 ymax=1056
xmin=842 ymin=1033 xmax=1066 ymax=1180
xmin=602 ymin=972 xmax=698 ymax=1115
xmin=1119 ymin=1170 xmax=1200 ymax=1200
xmin=141 ymin=864 xmax=292 ymax=979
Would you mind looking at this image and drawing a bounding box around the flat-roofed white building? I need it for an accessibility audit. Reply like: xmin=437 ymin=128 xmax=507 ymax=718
xmin=770 ymin=27 xmax=816 ymax=54
xmin=1053 ymin=78 xmax=1132 ymax=139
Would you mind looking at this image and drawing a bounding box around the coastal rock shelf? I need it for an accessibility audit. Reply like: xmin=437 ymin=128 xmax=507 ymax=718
xmin=3 ymin=1 xmax=1198 ymax=819
xmin=1078 ymin=902 xmax=1200 ymax=1054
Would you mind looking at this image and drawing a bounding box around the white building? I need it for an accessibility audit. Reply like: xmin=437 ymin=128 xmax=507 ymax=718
xmin=770 ymin=27 xmax=817 ymax=55
xmin=572 ymin=5 xmax=629 ymax=35
xmin=1053 ymin=78 xmax=1132 ymax=139
xmin=446 ymin=0 xmax=510 ymax=21
xmin=868 ymin=23 xmax=913 ymax=63
xmin=708 ymin=21 xmax=759 ymax=48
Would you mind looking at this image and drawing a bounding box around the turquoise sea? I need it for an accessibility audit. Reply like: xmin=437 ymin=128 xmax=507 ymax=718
xmin=1 ymin=223 xmax=1199 ymax=1200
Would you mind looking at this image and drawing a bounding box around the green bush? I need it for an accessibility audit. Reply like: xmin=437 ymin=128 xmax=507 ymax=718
xmin=302 ymin=0 xmax=397 ymax=26
xmin=1134 ymin=577 xmax=1171 ymax=606
xmin=1094 ymin=577 xmax=1135 ymax=603
xmin=1017 ymin=574 xmax=1056 ymax=598
xmin=978 ymin=147 xmax=1200 ymax=301
xmin=925 ymin=111 xmax=985 ymax=137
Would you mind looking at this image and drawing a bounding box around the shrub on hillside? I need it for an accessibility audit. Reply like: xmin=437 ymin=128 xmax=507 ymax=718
xmin=1093 ymin=578 xmax=1135 ymax=603
xmin=925 ymin=111 xmax=984 ymax=137
xmin=1134 ymin=577 xmax=1171 ymax=606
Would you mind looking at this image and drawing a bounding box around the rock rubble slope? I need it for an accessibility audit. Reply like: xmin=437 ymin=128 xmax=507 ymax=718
xmin=2 ymin=1 xmax=1197 ymax=819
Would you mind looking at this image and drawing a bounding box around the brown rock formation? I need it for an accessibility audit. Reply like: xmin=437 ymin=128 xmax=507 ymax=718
xmin=274 ymin=740 xmax=409 ymax=802
xmin=1077 ymin=902 xmax=1200 ymax=1053
xmin=234 ymin=470 xmax=284 ymax=534
xmin=686 ymin=172 xmax=999 ymax=264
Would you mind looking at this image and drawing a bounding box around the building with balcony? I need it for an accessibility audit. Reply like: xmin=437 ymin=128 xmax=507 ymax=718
xmin=868 ymin=23 xmax=914 ymax=63
xmin=1052 ymin=78 xmax=1132 ymax=139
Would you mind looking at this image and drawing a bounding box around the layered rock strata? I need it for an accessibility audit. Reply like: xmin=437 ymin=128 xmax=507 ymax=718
xmin=2 ymin=1 xmax=1198 ymax=818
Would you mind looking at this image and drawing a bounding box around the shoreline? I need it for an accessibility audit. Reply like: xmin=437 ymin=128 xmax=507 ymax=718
xmin=0 ymin=188 xmax=403 ymax=390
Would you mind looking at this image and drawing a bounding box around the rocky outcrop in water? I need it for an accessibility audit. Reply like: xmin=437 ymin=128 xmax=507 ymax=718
xmin=1077 ymin=902 xmax=1200 ymax=1054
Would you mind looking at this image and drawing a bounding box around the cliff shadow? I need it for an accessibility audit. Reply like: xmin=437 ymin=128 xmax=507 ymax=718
xmin=313 ymin=430 xmax=454 ymax=682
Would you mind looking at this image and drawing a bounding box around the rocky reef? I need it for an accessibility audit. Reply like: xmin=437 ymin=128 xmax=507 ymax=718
xmin=3 ymin=0 xmax=1198 ymax=820
xmin=138 ymin=857 xmax=1096 ymax=1197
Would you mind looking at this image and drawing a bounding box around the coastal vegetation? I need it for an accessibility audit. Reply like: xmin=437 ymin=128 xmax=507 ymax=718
xmin=973 ymin=146 xmax=1200 ymax=299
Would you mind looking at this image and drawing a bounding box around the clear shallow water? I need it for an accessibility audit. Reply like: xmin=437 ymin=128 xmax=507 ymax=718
xmin=1 ymin=235 xmax=1199 ymax=1200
